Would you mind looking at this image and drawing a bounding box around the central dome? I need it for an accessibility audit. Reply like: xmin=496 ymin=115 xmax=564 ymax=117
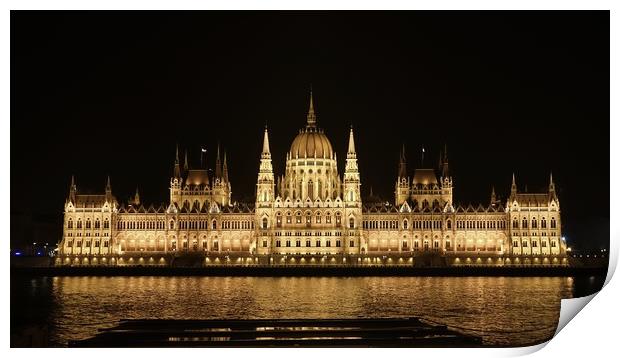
xmin=289 ymin=90 xmax=334 ymax=159
xmin=290 ymin=128 xmax=334 ymax=159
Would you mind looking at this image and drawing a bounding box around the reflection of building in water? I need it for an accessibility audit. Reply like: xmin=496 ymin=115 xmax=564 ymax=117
xmin=56 ymin=91 xmax=567 ymax=267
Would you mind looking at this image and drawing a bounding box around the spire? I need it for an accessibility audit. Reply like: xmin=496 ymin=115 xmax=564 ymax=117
xmin=69 ymin=175 xmax=76 ymax=202
xmin=262 ymin=125 xmax=271 ymax=158
xmin=306 ymin=87 xmax=316 ymax=128
xmin=549 ymin=172 xmax=556 ymax=195
xmin=550 ymin=172 xmax=554 ymax=185
xmin=491 ymin=186 xmax=497 ymax=205
xmin=347 ymin=126 xmax=356 ymax=157
xmin=441 ymin=143 xmax=450 ymax=178
xmin=438 ymin=149 xmax=443 ymax=171
xmin=184 ymin=150 xmax=189 ymax=171
xmin=106 ymin=175 xmax=112 ymax=193
xmin=215 ymin=143 xmax=222 ymax=178
xmin=132 ymin=186 xmax=141 ymax=206
xmin=398 ymin=144 xmax=407 ymax=179
xmin=223 ymin=151 xmax=229 ymax=182
xmin=511 ymin=173 xmax=517 ymax=196
xmin=173 ymin=144 xmax=181 ymax=178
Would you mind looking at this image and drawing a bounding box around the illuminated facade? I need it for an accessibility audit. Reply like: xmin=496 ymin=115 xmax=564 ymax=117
xmin=57 ymin=93 xmax=567 ymax=267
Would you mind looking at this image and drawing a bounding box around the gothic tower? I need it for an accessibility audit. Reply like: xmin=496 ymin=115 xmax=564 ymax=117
xmin=395 ymin=145 xmax=411 ymax=206
xmin=344 ymin=126 xmax=363 ymax=252
xmin=439 ymin=144 xmax=453 ymax=207
xmin=255 ymin=126 xmax=275 ymax=254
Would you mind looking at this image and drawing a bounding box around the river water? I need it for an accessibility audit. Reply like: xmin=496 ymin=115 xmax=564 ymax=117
xmin=10 ymin=275 xmax=605 ymax=347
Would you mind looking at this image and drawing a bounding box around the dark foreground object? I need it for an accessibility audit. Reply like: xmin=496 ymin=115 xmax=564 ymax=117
xmin=69 ymin=318 xmax=482 ymax=348
xmin=12 ymin=265 xmax=608 ymax=277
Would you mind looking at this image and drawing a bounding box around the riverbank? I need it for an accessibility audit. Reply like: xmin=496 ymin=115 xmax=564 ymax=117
xmin=11 ymin=265 xmax=607 ymax=277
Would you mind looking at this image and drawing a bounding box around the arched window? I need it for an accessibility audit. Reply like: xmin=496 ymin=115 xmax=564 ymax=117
xmin=522 ymin=218 xmax=528 ymax=229
xmin=551 ymin=218 xmax=557 ymax=229
xmin=77 ymin=219 xmax=82 ymax=229
xmin=286 ymin=212 xmax=292 ymax=224
xmin=308 ymin=180 xmax=314 ymax=200
xmin=103 ymin=219 xmax=109 ymax=229
xmin=316 ymin=212 xmax=321 ymax=224
xmin=403 ymin=219 xmax=409 ymax=230
xmin=262 ymin=217 xmax=268 ymax=229
xmin=169 ymin=220 xmax=175 ymax=230
xmin=541 ymin=218 xmax=547 ymax=229
xmin=276 ymin=213 xmax=282 ymax=228
xmin=532 ymin=218 xmax=537 ymax=229
xmin=513 ymin=219 xmax=518 ymax=229
xmin=349 ymin=218 xmax=355 ymax=229
xmin=335 ymin=212 xmax=342 ymax=226
xmin=86 ymin=219 xmax=91 ymax=229
xmin=446 ymin=220 xmax=452 ymax=230
xmin=212 ymin=220 xmax=217 ymax=230
xmin=68 ymin=219 xmax=73 ymax=229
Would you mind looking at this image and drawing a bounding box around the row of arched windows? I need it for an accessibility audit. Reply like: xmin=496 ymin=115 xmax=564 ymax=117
xmin=275 ymin=211 xmax=342 ymax=228
xmin=118 ymin=220 xmax=166 ymax=230
xmin=67 ymin=218 xmax=110 ymax=230
xmin=513 ymin=217 xmax=557 ymax=230
xmin=456 ymin=220 xmax=506 ymax=230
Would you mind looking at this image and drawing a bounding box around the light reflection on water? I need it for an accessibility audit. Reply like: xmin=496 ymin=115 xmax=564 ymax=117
xmin=19 ymin=276 xmax=580 ymax=347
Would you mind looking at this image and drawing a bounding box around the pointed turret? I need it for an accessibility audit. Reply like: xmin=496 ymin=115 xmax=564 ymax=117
xmin=511 ymin=173 xmax=518 ymax=197
xmin=347 ymin=126 xmax=356 ymax=159
xmin=105 ymin=175 xmax=112 ymax=201
xmin=69 ymin=175 xmax=77 ymax=203
xmin=184 ymin=150 xmax=189 ymax=172
xmin=215 ymin=144 xmax=222 ymax=179
xmin=262 ymin=125 xmax=271 ymax=159
xmin=549 ymin=172 xmax=556 ymax=197
xmin=256 ymin=127 xmax=275 ymax=207
xmin=490 ymin=186 xmax=497 ymax=206
xmin=344 ymin=126 xmax=361 ymax=206
xmin=223 ymin=151 xmax=229 ymax=183
xmin=398 ymin=144 xmax=407 ymax=179
xmin=130 ymin=187 xmax=141 ymax=206
xmin=173 ymin=144 xmax=181 ymax=178
xmin=440 ymin=143 xmax=450 ymax=178
xmin=306 ymin=88 xmax=316 ymax=128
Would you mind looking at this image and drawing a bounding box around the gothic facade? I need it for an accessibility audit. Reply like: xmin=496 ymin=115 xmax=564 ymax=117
xmin=56 ymin=93 xmax=568 ymax=267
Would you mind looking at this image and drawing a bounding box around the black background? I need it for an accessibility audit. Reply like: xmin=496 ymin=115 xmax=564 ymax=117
xmin=11 ymin=11 xmax=609 ymax=251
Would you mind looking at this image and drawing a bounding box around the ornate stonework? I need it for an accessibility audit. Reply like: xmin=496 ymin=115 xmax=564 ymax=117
xmin=56 ymin=92 xmax=567 ymax=267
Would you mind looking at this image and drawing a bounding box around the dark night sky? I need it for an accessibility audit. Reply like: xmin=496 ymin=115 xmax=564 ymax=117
xmin=11 ymin=11 xmax=609 ymax=250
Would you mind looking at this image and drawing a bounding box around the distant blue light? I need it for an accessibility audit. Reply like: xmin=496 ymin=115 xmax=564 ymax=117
xmin=36 ymin=252 xmax=43 ymax=256
xmin=14 ymin=252 xmax=22 ymax=256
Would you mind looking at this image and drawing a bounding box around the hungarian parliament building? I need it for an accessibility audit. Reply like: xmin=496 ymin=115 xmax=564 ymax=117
xmin=56 ymin=93 xmax=568 ymax=267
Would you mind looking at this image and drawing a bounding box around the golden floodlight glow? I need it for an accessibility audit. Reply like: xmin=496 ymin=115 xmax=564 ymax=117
xmin=56 ymin=94 xmax=567 ymax=268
